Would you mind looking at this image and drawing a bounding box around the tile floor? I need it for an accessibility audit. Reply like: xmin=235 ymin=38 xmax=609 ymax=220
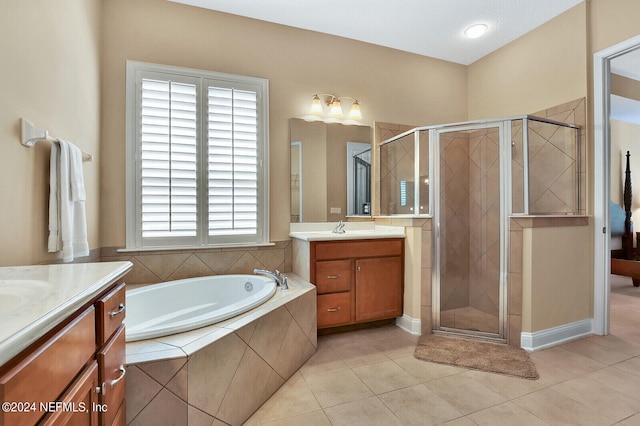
xmin=245 ymin=275 xmax=640 ymax=425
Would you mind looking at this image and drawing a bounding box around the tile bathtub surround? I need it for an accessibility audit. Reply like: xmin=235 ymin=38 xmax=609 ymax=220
xmin=125 ymin=275 xmax=317 ymax=425
xmin=100 ymin=241 xmax=293 ymax=286
xmin=247 ymin=278 xmax=640 ymax=425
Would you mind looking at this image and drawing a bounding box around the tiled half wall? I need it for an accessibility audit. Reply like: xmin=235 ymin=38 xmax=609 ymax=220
xmin=100 ymin=241 xmax=293 ymax=286
xmin=126 ymin=289 xmax=317 ymax=425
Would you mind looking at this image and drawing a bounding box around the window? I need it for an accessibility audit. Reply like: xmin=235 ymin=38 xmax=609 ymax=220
xmin=125 ymin=61 xmax=269 ymax=249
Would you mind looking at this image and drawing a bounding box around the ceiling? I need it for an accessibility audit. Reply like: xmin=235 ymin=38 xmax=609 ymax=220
xmin=170 ymin=0 xmax=583 ymax=65
xmin=170 ymin=0 xmax=640 ymax=123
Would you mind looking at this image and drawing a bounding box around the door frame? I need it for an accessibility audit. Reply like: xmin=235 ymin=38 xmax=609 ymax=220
xmin=431 ymin=121 xmax=509 ymax=342
xmin=593 ymin=34 xmax=640 ymax=335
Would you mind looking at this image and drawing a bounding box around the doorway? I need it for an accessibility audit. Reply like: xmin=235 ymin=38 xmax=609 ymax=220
xmin=432 ymin=122 xmax=508 ymax=341
xmin=593 ymin=34 xmax=640 ymax=335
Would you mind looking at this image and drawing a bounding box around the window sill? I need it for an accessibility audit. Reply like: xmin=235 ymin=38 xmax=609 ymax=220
xmin=117 ymin=242 xmax=276 ymax=254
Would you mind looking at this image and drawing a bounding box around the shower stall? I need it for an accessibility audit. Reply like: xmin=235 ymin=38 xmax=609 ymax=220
xmin=380 ymin=116 xmax=581 ymax=341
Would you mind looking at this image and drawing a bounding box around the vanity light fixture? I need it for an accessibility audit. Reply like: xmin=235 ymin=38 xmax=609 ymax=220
xmin=309 ymin=94 xmax=363 ymax=121
xmin=464 ymin=23 xmax=488 ymax=39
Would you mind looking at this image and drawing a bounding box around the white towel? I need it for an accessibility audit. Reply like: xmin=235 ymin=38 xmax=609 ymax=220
xmin=48 ymin=140 xmax=89 ymax=262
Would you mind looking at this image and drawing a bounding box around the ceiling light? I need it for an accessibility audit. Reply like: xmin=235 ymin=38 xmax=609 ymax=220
xmin=464 ymin=23 xmax=488 ymax=39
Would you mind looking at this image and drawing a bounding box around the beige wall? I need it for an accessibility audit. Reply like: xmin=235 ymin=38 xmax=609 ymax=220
xmin=589 ymin=0 xmax=640 ymax=54
xmin=100 ymin=0 xmax=468 ymax=247
xmin=468 ymin=3 xmax=588 ymax=120
xmin=521 ymin=225 xmax=593 ymax=332
xmin=0 ymin=0 xmax=102 ymax=266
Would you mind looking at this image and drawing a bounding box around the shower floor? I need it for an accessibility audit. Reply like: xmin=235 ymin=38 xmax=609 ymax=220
xmin=440 ymin=306 xmax=499 ymax=334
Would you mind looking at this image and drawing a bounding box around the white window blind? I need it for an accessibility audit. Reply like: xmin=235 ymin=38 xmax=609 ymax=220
xmin=208 ymin=87 xmax=258 ymax=236
xmin=125 ymin=62 xmax=269 ymax=249
xmin=141 ymin=79 xmax=198 ymax=238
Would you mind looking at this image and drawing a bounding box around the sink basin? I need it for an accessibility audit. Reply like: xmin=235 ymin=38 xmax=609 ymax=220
xmin=0 ymin=280 xmax=53 ymax=315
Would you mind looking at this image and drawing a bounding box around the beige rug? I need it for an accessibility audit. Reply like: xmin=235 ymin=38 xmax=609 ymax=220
xmin=414 ymin=335 xmax=539 ymax=380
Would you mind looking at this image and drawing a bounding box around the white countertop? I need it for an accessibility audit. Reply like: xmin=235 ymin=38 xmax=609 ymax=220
xmin=0 ymin=261 xmax=133 ymax=366
xmin=289 ymin=223 xmax=405 ymax=241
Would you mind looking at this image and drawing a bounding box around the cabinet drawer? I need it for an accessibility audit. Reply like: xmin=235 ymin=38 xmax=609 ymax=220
xmin=315 ymin=260 xmax=351 ymax=294
xmin=97 ymin=325 xmax=125 ymax=426
xmin=96 ymin=282 xmax=126 ymax=346
xmin=317 ymin=293 xmax=352 ymax=328
xmin=314 ymin=239 xmax=403 ymax=261
xmin=40 ymin=361 xmax=99 ymax=426
xmin=0 ymin=307 xmax=96 ymax=426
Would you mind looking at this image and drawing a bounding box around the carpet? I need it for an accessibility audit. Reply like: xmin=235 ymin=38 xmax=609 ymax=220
xmin=414 ymin=335 xmax=539 ymax=380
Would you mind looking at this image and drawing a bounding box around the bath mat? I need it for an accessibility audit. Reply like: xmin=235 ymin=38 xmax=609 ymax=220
xmin=414 ymin=335 xmax=539 ymax=380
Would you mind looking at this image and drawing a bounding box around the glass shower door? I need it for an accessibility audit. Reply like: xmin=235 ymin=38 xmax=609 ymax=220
xmin=434 ymin=123 xmax=505 ymax=338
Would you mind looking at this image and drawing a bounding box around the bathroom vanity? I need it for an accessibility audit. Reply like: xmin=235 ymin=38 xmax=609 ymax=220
xmin=291 ymin=224 xmax=405 ymax=330
xmin=0 ymin=261 xmax=132 ymax=426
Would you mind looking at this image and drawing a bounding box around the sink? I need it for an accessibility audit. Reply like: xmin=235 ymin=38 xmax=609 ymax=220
xmin=0 ymin=280 xmax=53 ymax=315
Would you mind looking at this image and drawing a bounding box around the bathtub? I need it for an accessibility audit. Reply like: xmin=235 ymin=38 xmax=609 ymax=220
xmin=125 ymin=274 xmax=317 ymax=425
xmin=125 ymin=274 xmax=277 ymax=342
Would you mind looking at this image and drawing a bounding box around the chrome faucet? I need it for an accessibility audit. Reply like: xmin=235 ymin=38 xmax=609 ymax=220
xmin=332 ymin=220 xmax=346 ymax=234
xmin=253 ymin=268 xmax=289 ymax=290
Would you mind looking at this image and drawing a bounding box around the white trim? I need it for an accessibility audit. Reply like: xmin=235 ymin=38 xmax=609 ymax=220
xmin=520 ymin=319 xmax=593 ymax=351
xmin=593 ymin=35 xmax=640 ymax=336
xmin=396 ymin=315 xmax=421 ymax=335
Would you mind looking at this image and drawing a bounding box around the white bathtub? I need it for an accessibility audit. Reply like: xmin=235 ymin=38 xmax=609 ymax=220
xmin=125 ymin=275 xmax=277 ymax=342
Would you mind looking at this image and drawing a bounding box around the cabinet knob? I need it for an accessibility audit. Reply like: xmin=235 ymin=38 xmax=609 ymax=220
xmin=357 ymin=266 xmax=361 ymax=272
xmin=326 ymin=275 xmax=341 ymax=279
xmin=96 ymin=382 xmax=107 ymax=396
xmin=327 ymin=307 xmax=341 ymax=312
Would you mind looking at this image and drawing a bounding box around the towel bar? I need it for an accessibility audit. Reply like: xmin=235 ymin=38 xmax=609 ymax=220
xmin=20 ymin=118 xmax=92 ymax=162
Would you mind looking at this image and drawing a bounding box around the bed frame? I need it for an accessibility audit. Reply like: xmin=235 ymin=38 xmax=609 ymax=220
xmin=611 ymin=151 xmax=640 ymax=286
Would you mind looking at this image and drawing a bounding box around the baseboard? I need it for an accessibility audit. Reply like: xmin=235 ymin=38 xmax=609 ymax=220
xmin=520 ymin=318 xmax=593 ymax=351
xmin=396 ymin=315 xmax=421 ymax=335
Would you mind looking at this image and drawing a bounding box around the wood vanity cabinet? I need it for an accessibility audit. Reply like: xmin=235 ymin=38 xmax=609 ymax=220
xmin=0 ymin=280 xmax=127 ymax=426
xmin=311 ymin=238 xmax=404 ymax=329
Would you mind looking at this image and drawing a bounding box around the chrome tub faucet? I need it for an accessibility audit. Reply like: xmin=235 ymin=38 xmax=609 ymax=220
xmin=253 ymin=268 xmax=289 ymax=290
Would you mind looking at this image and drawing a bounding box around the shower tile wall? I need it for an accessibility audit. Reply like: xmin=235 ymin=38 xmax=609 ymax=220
xmin=439 ymin=132 xmax=471 ymax=312
xmin=439 ymin=128 xmax=500 ymax=326
xmin=380 ymin=133 xmax=416 ymax=215
xmin=468 ymin=129 xmax=500 ymax=321
xmin=374 ymin=122 xmax=415 ymax=216
xmin=100 ymin=241 xmax=292 ymax=285
xmin=512 ymin=98 xmax=586 ymax=215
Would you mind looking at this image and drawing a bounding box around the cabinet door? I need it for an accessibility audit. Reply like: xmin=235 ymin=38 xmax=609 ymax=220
xmin=97 ymin=325 xmax=125 ymax=426
xmin=355 ymin=257 xmax=403 ymax=322
xmin=40 ymin=362 xmax=99 ymax=426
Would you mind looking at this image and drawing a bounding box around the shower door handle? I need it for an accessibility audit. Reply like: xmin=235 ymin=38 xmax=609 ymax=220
xmin=436 ymin=223 xmax=440 ymax=238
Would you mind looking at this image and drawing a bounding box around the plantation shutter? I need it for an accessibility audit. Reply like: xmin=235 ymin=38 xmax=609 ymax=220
xmin=140 ymin=77 xmax=198 ymax=239
xmin=207 ymin=86 xmax=258 ymax=236
xmin=126 ymin=61 xmax=268 ymax=249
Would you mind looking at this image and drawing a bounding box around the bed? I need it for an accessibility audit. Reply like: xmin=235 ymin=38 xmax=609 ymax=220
xmin=610 ymin=150 xmax=640 ymax=286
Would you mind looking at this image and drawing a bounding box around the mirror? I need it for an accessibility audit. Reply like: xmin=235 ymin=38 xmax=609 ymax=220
xmin=290 ymin=118 xmax=372 ymax=222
